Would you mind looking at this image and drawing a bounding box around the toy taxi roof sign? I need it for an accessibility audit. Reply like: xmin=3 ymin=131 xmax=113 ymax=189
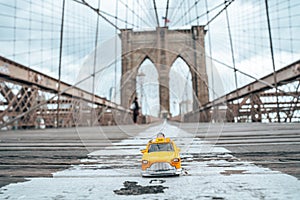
xmin=151 ymin=137 xmax=171 ymax=143
xmin=150 ymin=132 xmax=171 ymax=143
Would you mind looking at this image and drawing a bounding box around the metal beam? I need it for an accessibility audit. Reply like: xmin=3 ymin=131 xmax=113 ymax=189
xmin=203 ymin=60 xmax=300 ymax=109
xmin=0 ymin=56 xmax=127 ymax=112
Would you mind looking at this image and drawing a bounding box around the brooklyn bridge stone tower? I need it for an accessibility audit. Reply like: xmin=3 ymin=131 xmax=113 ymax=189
xmin=120 ymin=26 xmax=209 ymax=117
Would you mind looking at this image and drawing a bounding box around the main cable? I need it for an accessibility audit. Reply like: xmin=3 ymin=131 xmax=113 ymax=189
xmin=153 ymin=0 xmax=160 ymax=27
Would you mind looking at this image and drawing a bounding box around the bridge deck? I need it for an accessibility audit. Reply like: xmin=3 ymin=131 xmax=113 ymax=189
xmin=0 ymin=122 xmax=299 ymax=188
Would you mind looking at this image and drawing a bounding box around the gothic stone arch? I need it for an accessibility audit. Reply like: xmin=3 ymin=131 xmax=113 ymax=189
xmin=120 ymin=26 xmax=209 ymax=117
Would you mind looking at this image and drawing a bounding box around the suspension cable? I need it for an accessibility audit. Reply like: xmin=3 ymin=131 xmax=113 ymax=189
xmin=208 ymin=56 xmax=299 ymax=99
xmin=136 ymin=0 xmax=157 ymax=28
xmin=57 ymin=0 xmax=66 ymax=128
xmin=119 ymin=0 xmax=153 ymax=28
xmin=187 ymin=0 xmax=192 ymax=26
xmin=205 ymin=0 xmax=214 ymax=100
xmin=194 ymin=0 xmax=199 ymax=26
xmin=225 ymin=7 xmax=238 ymax=90
xmin=114 ymin=0 xmax=119 ymax=102
xmin=72 ymin=0 xmax=121 ymax=31
xmin=153 ymin=0 xmax=160 ymax=27
xmin=168 ymin=0 xmax=185 ymax=26
xmin=172 ymin=0 xmax=201 ymax=26
xmin=91 ymin=0 xmax=101 ymax=124
xmin=99 ymin=9 xmax=137 ymax=28
xmin=172 ymin=1 xmax=224 ymax=27
xmin=205 ymin=0 xmax=235 ymax=27
xmin=164 ymin=0 xmax=170 ymax=27
xmin=125 ymin=0 xmax=128 ymax=29
xmin=265 ymin=0 xmax=280 ymax=122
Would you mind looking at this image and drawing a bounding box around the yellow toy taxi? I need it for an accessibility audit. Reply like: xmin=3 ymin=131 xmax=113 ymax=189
xmin=140 ymin=133 xmax=182 ymax=177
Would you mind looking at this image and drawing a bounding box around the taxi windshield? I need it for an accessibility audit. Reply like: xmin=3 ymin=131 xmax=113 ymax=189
xmin=148 ymin=143 xmax=174 ymax=153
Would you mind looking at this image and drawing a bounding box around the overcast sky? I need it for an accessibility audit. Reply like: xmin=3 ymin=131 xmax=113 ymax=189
xmin=0 ymin=0 xmax=299 ymax=116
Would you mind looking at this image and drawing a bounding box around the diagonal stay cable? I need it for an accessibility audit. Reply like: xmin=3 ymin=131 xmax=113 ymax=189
xmin=168 ymin=0 xmax=185 ymax=26
xmin=205 ymin=0 xmax=235 ymax=27
xmin=72 ymin=0 xmax=143 ymax=29
xmin=207 ymin=56 xmax=300 ymax=99
xmin=119 ymin=0 xmax=153 ymax=28
xmin=0 ymin=37 xmax=162 ymax=129
xmin=171 ymin=1 xmax=230 ymax=28
xmin=137 ymin=0 xmax=157 ymax=27
xmin=100 ymin=9 xmax=137 ymax=28
xmin=72 ymin=0 xmax=121 ymax=31
xmin=172 ymin=0 xmax=201 ymax=27
xmin=0 ymin=58 xmax=122 ymax=129
xmin=185 ymin=1 xmax=224 ymax=26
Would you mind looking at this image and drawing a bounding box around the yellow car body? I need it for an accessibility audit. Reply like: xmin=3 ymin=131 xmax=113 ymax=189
xmin=140 ymin=137 xmax=181 ymax=177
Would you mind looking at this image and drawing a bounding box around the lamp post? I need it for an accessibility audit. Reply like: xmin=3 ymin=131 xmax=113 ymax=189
xmin=109 ymin=87 xmax=115 ymax=101
xmin=137 ymin=71 xmax=145 ymax=115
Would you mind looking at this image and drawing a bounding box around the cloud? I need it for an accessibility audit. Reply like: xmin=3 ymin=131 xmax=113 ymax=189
xmin=0 ymin=0 xmax=299 ymax=106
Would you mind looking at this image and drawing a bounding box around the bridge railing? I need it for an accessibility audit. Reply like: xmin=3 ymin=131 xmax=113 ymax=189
xmin=0 ymin=56 xmax=134 ymax=129
xmin=184 ymin=60 xmax=300 ymax=123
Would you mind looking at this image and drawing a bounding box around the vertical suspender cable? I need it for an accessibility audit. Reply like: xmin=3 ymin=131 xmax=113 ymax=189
xmin=28 ymin=0 xmax=32 ymax=68
xmin=114 ymin=0 xmax=119 ymax=102
xmin=51 ymin=1 xmax=53 ymax=72
xmin=205 ymin=0 xmax=214 ymax=101
xmin=41 ymin=0 xmax=44 ymax=69
xmin=287 ymin=0 xmax=293 ymax=61
xmin=137 ymin=1 xmax=140 ymax=28
xmin=57 ymin=0 xmax=66 ymax=128
xmin=264 ymin=0 xmax=280 ymax=122
xmin=194 ymin=0 xmax=199 ymax=26
xmin=187 ymin=0 xmax=191 ymax=26
xmin=225 ymin=6 xmax=239 ymax=122
xmin=169 ymin=0 xmax=184 ymax=27
xmin=125 ymin=0 xmax=128 ymax=29
xmin=91 ymin=0 xmax=101 ymax=125
xmin=225 ymin=8 xmax=238 ymax=90
xmin=13 ymin=0 xmax=16 ymax=60
xmin=132 ymin=0 xmax=134 ymax=28
xmin=191 ymin=10 xmax=198 ymax=110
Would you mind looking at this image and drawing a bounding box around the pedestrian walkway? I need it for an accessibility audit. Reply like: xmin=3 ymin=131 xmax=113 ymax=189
xmin=0 ymin=122 xmax=299 ymax=199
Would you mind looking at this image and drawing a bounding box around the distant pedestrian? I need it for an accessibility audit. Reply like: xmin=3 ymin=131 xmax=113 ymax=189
xmin=131 ymin=97 xmax=139 ymax=124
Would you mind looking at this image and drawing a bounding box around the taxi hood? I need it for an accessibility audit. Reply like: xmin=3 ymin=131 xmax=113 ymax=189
xmin=144 ymin=151 xmax=177 ymax=162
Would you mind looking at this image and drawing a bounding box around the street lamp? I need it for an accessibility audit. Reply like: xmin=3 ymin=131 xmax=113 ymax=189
xmin=137 ymin=71 xmax=145 ymax=114
xmin=109 ymin=87 xmax=115 ymax=101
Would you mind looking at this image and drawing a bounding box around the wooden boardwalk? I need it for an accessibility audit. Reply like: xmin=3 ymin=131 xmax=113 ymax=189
xmin=0 ymin=122 xmax=299 ymax=188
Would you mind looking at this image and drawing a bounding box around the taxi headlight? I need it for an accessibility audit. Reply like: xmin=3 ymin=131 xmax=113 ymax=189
xmin=142 ymin=160 xmax=148 ymax=164
xmin=173 ymin=158 xmax=180 ymax=162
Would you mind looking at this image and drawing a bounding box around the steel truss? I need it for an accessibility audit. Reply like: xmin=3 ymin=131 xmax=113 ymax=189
xmin=226 ymin=82 xmax=300 ymax=122
xmin=0 ymin=56 xmax=131 ymax=130
xmin=210 ymin=60 xmax=300 ymax=123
